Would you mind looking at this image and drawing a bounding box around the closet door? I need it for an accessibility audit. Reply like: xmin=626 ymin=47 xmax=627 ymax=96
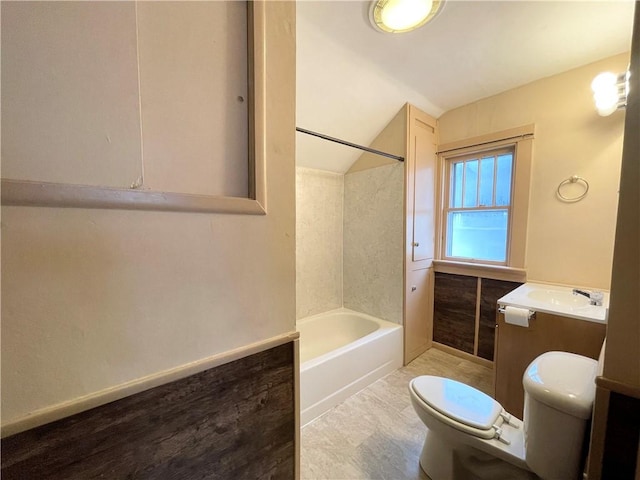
xmin=405 ymin=268 xmax=433 ymax=363
xmin=404 ymin=105 xmax=437 ymax=364
xmin=411 ymin=116 xmax=437 ymax=264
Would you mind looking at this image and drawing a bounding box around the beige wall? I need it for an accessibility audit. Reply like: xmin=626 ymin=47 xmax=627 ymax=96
xmin=1 ymin=2 xmax=296 ymax=426
xmin=1 ymin=2 xmax=143 ymax=188
xmin=344 ymin=163 xmax=404 ymax=325
xmin=347 ymin=106 xmax=406 ymax=174
xmin=438 ymin=53 xmax=629 ymax=290
xmin=2 ymin=2 xmax=249 ymax=197
xmin=296 ymin=168 xmax=344 ymax=319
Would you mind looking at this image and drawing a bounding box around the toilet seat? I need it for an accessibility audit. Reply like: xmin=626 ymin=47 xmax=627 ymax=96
xmin=410 ymin=376 xmax=511 ymax=442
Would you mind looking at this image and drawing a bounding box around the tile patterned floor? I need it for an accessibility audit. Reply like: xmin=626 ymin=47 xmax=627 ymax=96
xmin=300 ymin=347 xmax=493 ymax=480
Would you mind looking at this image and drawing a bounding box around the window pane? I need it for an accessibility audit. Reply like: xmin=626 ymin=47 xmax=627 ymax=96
xmin=446 ymin=210 xmax=508 ymax=262
xmin=496 ymin=153 xmax=513 ymax=206
xmin=462 ymin=160 xmax=478 ymax=208
xmin=479 ymin=156 xmax=495 ymax=206
xmin=451 ymin=161 xmax=463 ymax=208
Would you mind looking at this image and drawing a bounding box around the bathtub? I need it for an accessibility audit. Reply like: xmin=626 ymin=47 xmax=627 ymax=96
xmin=297 ymin=308 xmax=403 ymax=426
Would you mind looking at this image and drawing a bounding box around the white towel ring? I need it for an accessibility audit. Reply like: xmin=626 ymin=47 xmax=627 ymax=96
xmin=557 ymin=175 xmax=589 ymax=202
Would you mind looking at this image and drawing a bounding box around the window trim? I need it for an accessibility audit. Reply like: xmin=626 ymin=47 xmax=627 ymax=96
xmin=436 ymin=125 xmax=534 ymax=269
xmin=442 ymin=145 xmax=515 ymax=266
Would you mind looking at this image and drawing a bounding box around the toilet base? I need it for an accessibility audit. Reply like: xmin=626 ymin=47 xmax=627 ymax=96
xmin=419 ymin=428 xmax=454 ymax=479
xmin=419 ymin=428 xmax=537 ymax=480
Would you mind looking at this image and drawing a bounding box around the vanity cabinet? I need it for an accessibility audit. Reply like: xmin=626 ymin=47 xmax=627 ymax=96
xmin=494 ymin=312 xmax=606 ymax=419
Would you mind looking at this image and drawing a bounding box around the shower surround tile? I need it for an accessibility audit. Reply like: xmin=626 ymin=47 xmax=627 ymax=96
xmin=296 ymin=167 xmax=344 ymax=319
xmin=343 ymin=163 xmax=404 ymax=324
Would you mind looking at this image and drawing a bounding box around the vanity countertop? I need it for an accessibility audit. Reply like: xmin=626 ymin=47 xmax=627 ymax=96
xmin=498 ymin=282 xmax=609 ymax=324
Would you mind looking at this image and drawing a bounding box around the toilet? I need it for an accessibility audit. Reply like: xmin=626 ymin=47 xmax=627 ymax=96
xmin=409 ymin=351 xmax=600 ymax=480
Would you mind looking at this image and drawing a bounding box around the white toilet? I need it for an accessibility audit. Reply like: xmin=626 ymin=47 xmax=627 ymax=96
xmin=409 ymin=351 xmax=599 ymax=480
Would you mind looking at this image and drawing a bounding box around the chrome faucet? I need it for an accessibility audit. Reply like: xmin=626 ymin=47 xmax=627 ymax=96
xmin=572 ymin=288 xmax=604 ymax=306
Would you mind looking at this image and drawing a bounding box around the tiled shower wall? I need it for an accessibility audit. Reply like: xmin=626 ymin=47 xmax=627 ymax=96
xmin=295 ymin=164 xmax=403 ymax=325
xmin=296 ymin=167 xmax=344 ymax=319
xmin=344 ymin=163 xmax=404 ymax=324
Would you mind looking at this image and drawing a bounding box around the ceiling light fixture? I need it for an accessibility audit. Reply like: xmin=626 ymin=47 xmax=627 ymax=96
xmin=370 ymin=0 xmax=445 ymax=34
xmin=591 ymin=70 xmax=630 ymax=116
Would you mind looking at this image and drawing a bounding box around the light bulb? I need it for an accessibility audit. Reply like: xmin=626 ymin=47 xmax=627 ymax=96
xmin=591 ymin=72 xmax=620 ymax=116
xmin=591 ymin=72 xmax=617 ymax=93
xmin=370 ymin=0 xmax=443 ymax=33
xmin=380 ymin=0 xmax=433 ymax=31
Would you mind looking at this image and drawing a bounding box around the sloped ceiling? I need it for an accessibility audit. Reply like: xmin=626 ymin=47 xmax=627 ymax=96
xmin=296 ymin=0 xmax=635 ymax=173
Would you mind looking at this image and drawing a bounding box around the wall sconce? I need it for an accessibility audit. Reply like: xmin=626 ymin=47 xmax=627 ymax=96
xmin=370 ymin=0 xmax=445 ymax=33
xmin=591 ymin=71 xmax=630 ymax=116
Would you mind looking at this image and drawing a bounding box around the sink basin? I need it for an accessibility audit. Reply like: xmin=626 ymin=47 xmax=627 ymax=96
xmin=498 ymin=282 xmax=608 ymax=323
xmin=526 ymin=289 xmax=590 ymax=307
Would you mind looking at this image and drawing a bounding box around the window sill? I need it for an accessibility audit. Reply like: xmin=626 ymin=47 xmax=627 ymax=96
xmin=433 ymin=259 xmax=527 ymax=283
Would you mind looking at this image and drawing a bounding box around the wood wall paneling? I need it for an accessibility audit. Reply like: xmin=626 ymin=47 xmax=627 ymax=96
xmin=433 ymin=273 xmax=477 ymax=354
xmin=478 ymin=278 xmax=522 ymax=361
xmin=588 ymin=377 xmax=640 ymax=479
xmin=1 ymin=343 xmax=295 ymax=480
xmin=601 ymin=392 xmax=640 ymax=478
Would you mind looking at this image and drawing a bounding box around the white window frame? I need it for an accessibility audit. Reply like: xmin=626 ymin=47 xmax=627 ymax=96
xmin=435 ymin=125 xmax=534 ymax=272
xmin=443 ymin=145 xmax=516 ymax=265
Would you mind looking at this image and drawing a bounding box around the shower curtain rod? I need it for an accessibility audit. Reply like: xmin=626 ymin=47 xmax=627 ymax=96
xmin=296 ymin=127 xmax=404 ymax=162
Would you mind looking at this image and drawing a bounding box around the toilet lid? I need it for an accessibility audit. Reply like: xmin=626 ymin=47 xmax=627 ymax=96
xmin=411 ymin=376 xmax=503 ymax=431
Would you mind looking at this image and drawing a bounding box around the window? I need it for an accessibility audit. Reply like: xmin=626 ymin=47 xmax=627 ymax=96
xmin=444 ymin=147 xmax=515 ymax=264
xmin=436 ymin=125 xmax=533 ymax=273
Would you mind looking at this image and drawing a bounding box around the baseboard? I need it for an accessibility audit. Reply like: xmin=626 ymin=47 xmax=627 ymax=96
xmin=432 ymin=342 xmax=494 ymax=369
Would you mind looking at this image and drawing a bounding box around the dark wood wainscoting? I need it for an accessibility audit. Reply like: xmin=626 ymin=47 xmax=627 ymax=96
xmin=478 ymin=278 xmax=522 ymax=361
xmin=434 ymin=272 xmax=522 ymax=362
xmin=1 ymin=342 xmax=295 ymax=480
xmin=601 ymin=391 xmax=640 ymax=478
xmin=433 ymin=273 xmax=477 ymax=354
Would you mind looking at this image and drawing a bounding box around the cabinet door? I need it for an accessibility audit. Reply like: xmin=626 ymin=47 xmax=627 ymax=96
xmin=405 ymin=267 xmax=433 ymax=364
xmin=411 ymin=117 xmax=436 ymax=263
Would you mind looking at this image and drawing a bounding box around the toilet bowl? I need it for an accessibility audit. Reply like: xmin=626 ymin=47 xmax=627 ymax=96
xmin=409 ymin=351 xmax=599 ymax=480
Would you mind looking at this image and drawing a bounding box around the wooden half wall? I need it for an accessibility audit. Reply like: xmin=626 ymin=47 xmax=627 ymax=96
xmin=433 ymin=271 xmax=522 ymax=362
xmin=1 ymin=342 xmax=296 ymax=479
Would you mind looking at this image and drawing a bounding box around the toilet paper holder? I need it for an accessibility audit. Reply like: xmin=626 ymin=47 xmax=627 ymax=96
xmin=498 ymin=306 xmax=536 ymax=320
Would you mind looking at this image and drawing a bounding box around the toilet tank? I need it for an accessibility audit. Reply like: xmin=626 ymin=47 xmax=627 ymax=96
xmin=522 ymin=351 xmax=598 ymax=480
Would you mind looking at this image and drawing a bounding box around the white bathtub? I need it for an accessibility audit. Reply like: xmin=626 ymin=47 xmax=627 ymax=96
xmin=297 ymin=308 xmax=403 ymax=426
